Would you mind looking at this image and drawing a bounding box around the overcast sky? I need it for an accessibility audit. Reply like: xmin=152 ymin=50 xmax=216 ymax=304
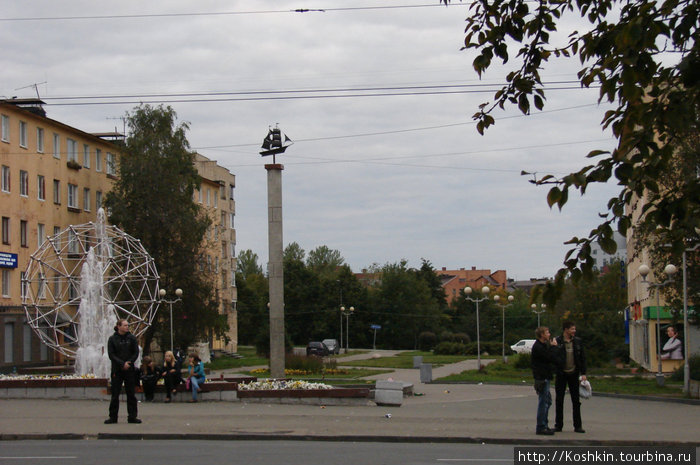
xmin=1 ymin=1 xmax=622 ymax=280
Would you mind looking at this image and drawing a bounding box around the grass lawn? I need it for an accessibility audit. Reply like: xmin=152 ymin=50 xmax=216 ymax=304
xmin=205 ymin=346 xmax=269 ymax=371
xmin=435 ymin=358 xmax=686 ymax=397
xmin=339 ymin=351 xmax=480 ymax=369
xmin=243 ymin=367 xmax=393 ymax=382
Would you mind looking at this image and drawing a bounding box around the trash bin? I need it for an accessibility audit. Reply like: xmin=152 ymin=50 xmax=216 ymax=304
xmin=420 ymin=363 xmax=432 ymax=383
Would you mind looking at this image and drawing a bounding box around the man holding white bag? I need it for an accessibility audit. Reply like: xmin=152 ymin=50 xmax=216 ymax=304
xmin=554 ymin=320 xmax=587 ymax=433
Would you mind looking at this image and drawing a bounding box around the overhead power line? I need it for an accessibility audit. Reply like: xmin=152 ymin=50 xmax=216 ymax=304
xmin=0 ymin=3 xmax=466 ymax=22
xmin=41 ymin=81 xmax=596 ymax=107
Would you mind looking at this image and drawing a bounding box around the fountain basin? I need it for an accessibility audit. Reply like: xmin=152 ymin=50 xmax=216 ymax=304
xmin=0 ymin=377 xmax=108 ymax=400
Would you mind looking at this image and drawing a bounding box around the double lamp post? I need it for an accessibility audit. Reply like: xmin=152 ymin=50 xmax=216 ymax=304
xmin=158 ymin=288 xmax=183 ymax=353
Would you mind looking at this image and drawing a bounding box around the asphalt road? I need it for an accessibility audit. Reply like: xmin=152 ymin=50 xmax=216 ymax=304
xmin=0 ymin=440 xmax=518 ymax=465
xmin=2 ymin=440 xmax=699 ymax=465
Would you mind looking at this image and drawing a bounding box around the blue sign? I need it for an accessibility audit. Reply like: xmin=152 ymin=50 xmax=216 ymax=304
xmin=370 ymin=324 xmax=381 ymax=330
xmin=0 ymin=252 xmax=18 ymax=268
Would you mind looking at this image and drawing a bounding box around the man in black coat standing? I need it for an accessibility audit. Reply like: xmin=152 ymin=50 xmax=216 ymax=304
xmin=554 ymin=320 xmax=586 ymax=433
xmin=105 ymin=319 xmax=141 ymax=424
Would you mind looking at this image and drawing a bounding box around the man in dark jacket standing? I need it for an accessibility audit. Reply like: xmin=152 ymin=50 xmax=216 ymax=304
xmin=105 ymin=319 xmax=141 ymax=424
xmin=554 ymin=320 xmax=586 ymax=433
xmin=531 ymin=326 xmax=558 ymax=435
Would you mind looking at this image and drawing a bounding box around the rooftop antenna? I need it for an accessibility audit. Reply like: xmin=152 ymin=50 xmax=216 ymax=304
xmin=106 ymin=116 xmax=127 ymax=136
xmin=14 ymin=82 xmax=47 ymax=99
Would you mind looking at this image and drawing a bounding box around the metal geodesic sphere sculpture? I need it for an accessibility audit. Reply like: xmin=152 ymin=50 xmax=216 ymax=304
xmin=22 ymin=209 xmax=160 ymax=358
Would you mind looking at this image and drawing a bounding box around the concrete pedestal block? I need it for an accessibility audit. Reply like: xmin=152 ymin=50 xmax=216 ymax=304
xmin=374 ymin=380 xmax=403 ymax=406
xmin=413 ymin=356 xmax=423 ymax=368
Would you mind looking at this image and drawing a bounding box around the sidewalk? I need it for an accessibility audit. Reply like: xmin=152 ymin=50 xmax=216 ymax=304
xmin=2 ymin=352 xmax=699 ymax=445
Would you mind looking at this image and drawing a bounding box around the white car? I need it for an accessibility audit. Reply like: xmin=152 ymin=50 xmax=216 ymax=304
xmin=510 ymin=339 xmax=536 ymax=354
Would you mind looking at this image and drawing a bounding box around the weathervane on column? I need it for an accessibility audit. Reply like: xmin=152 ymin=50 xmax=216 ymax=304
xmin=260 ymin=124 xmax=293 ymax=163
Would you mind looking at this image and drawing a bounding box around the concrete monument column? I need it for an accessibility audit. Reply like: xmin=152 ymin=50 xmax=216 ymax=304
xmin=266 ymin=163 xmax=285 ymax=379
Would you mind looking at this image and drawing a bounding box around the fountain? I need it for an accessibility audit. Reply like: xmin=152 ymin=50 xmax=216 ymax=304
xmin=21 ymin=208 xmax=160 ymax=376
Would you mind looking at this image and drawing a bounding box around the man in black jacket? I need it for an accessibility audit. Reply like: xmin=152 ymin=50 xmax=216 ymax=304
xmin=531 ymin=326 xmax=558 ymax=435
xmin=105 ymin=319 xmax=141 ymax=424
xmin=554 ymin=320 xmax=586 ymax=433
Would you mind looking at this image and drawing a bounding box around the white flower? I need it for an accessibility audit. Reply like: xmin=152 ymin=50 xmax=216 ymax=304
xmin=237 ymin=380 xmax=334 ymax=391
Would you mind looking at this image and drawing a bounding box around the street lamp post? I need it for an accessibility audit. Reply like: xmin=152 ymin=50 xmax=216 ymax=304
xmin=494 ymin=294 xmax=514 ymax=363
xmin=681 ymin=244 xmax=699 ymax=394
xmin=464 ymin=286 xmax=490 ymax=370
xmin=639 ymin=263 xmax=677 ymax=386
xmin=531 ymin=303 xmax=546 ymax=327
xmin=159 ymin=288 xmax=183 ymax=353
xmin=340 ymin=306 xmax=354 ymax=353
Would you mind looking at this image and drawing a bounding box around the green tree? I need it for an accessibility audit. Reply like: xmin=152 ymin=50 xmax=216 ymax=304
xmin=105 ymin=104 xmax=226 ymax=352
xmin=235 ymin=251 xmax=268 ymax=346
xmin=237 ymin=249 xmax=263 ymax=279
xmin=369 ymin=261 xmax=442 ymax=349
xmin=283 ymin=241 xmax=306 ymax=263
xmin=307 ymin=245 xmax=345 ymax=277
xmin=444 ymin=0 xmax=699 ymax=302
xmin=549 ymin=262 xmax=629 ymax=365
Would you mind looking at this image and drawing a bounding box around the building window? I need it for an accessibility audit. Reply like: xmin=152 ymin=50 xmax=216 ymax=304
xmin=19 ymin=121 xmax=28 ymax=148
xmin=37 ymin=127 xmax=45 ymax=153
xmin=229 ymin=184 xmax=235 ymax=200
xmin=106 ymin=152 xmax=116 ymax=175
xmin=207 ymin=189 xmax=211 ymax=206
xmin=1 ymin=217 xmax=9 ymax=244
xmin=198 ymin=189 xmax=202 ymax=203
xmin=1 ymin=114 xmax=9 ymax=142
xmin=68 ymin=229 xmax=79 ymax=255
xmin=21 ymin=271 xmax=28 ymax=299
xmin=4 ymin=322 xmax=13 ymax=362
xmin=68 ymin=183 xmax=78 ymax=208
xmin=37 ymin=175 xmax=45 ymax=200
xmin=67 ymin=138 xmax=78 ymax=162
xmin=52 ymin=272 xmax=61 ymax=304
xmin=53 ymin=179 xmax=60 ymax=204
xmin=23 ymin=324 xmax=32 ymax=362
xmin=53 ymin=226 xmax=61 ymax=250
xmin=229 ymin=212 xmax=235 ymax=229
xmin=83 ymin=144 xmax=90 ymax=168
xmin=37 ymin=223 xmax=45 ymax=248
xmin=20 ymin=220 xmax=28 ymax=247
xmin=38 ymin=272 xmax=46 ymax=299
xmin=96 ymin=190 xmax=103 ymax=210
xmin=83 ymin=188 xmax=91 ymax=211
xmin=214 ymin=193 xmax=218 ymax=209
xmin=20 ymin=170 xmax=28 ymax=197
xmin=95 ymin=149 xmax=102 ymax=171
xmin=1 ymin=269 xmax=10 ymax=297
xmin=53 ymin=133 xmax=60 ymax=159
xmin=1 ymin=165 xmax=9 ymax=192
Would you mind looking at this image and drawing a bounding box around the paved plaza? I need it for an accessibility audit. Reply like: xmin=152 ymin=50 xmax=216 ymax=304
xmin=1 ymin=352 xmax=698 ymax=445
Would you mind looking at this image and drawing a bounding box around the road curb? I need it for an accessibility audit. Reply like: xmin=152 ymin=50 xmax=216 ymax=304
xmin=2 ymin=432 xmax=698 ymax=446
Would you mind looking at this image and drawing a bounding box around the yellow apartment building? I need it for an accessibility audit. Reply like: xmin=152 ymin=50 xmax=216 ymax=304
xmin=0 ymin=98 xmax=122 ymax=370
xmin=1 ymin=100 xmax=239 ymax=371
xmin=193 ymin=153 xmax=238 ymax=354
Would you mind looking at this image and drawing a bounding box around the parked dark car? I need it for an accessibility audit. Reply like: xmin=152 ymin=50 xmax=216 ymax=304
xmin=306 ymin=341 xmax=329 ymax=357
xmin=322 ymin=338 xmax=340 ymax=354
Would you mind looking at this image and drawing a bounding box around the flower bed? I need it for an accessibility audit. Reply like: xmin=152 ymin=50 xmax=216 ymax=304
xmin=236 ymin=379 xmax=371 ymax=405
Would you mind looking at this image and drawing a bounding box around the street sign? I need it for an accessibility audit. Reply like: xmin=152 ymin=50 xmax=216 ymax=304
xmin=370 ymin=324 xmax=381 ymax=330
